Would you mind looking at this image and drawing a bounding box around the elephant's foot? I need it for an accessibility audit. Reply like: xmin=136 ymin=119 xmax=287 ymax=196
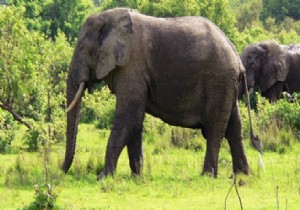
xmin=129 ymin=159 xmax=143 ymax=176
xmin=201 ymin=165 xmax=218 ymax=178
xmin=97 ymin=171 xmax=106 ymax=181
xmin=233 ymin=165 xmax=249 ymax=175
xmin=97 ymin=168 xmax=115 ymax=180
xmin=232 ymin=157 xmax=249 ymax=175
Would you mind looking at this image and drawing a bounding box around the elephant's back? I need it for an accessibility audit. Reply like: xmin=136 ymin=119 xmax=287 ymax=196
xmin=132 ymin=13 xmax=240 ymax=75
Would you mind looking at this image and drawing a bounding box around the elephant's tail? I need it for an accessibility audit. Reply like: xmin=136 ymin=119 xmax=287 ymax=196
xmin=242 ymin=73 xmax=264 ymax=154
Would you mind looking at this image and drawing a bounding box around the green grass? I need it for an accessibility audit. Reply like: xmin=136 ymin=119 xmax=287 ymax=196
xmin=0 ymin=124 xmax=300 ymax=209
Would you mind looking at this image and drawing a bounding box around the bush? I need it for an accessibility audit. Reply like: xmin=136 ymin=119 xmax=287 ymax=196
xmin=239 ymin=93 xmax=300 ymax=153
xmin=0 ymin=112 xmax=19 ymax=153
xmin=24 ymin=119 xmax=66 ymax=152
xmin=23 ymin=183 xmax=59 ymax=210
xmin=171 ymin=128 xmax=204 ymax=152
xmin=81 ymin=86 xmax=116 ymax=129
xmin=274 ymin=93 xmax=300 ymax=131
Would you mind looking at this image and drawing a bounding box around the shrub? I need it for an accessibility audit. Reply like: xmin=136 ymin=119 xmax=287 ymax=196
xmin=81 ymin=86 xmax=116 ymax=128
xmin=274 ymin=93 xmax=300 ymax=131
xmin=171 ymin=128 xmax=205 ymax=152
xmin=240 ymin=93 xmax=300 ymax=152
xmin=23 ymin=183 xmax=59 ymax=210
xmin=24 ymin=119 xmax=66 ymax=152
xmin=0 ymin=112 xmax=19 ymax=153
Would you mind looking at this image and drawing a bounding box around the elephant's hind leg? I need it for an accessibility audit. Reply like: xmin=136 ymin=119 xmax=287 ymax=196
xmin=202 ymin=133 xmax=222 ymax=177
xmin=201 ymin=87 xmax=236 ymax=177
xmin=225 ymin=102 xmax=249 ymax=174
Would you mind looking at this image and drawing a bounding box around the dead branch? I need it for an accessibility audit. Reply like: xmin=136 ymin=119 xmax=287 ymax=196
xmin=0 ymin=102 xmax=31 ymax=129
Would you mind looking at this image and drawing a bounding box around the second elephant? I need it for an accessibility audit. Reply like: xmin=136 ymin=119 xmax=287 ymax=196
xmin=239 ymin=40 xmax=300 ymax=102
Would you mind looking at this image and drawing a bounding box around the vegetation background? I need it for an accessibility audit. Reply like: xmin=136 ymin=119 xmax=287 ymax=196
xmin=0 ymin=0 xmax=300 ymax=209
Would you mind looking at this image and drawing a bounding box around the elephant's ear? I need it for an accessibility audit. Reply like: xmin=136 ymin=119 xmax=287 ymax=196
xmin=259 ymin=41 xmax=289 ymax=92
xmin=95 ymin=11 xmax=133 ymax=79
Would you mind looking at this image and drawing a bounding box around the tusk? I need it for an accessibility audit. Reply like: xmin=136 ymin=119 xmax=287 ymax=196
xmin=67 ymin=82 xmax=85 ymax=112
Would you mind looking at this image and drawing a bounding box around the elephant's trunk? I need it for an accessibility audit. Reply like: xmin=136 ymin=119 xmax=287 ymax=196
xmin=62 ymin=76 xmax=85 ymax=173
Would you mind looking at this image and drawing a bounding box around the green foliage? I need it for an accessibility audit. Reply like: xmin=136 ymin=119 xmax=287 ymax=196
xmin=239 ymin=93 xmax=300 ymax=153
xmin=235 ymin=0 xmax=263 ymax=31
xmin=143 ymin=114 xmax=171 ymax=143
xmin=0 ymin=111 xmax=19 ymax=153
xmin=273 ymin=93 xmax=300 ymax=131
xmin=81 ymin=86 xmax=116 ymax=128
xmin=0 ymin=5 xmax=72 ymax=125
xmin=23 ymin=183 xmax=59 ymax=210
xmin=10 ymin=0 xmax=95 ymax=42
xmin=253 ymin=93 xmax=300 ymax=134
xmin=236 ymin=26 xmax=274 ymax=52
xmin=139 ymin=0 xmax=201 ymax=17
xmin=24 ymin=123 xmax=41 ymax=152
xmin=0 ymin=6 xmax=41 ymax=116
xmin=262 ymin=0 xmax=300 ymax=22
xmin=171 ymin=128 xmax=204 ymax=152
xmin=24 ymin=118 xmax=66 ymax=152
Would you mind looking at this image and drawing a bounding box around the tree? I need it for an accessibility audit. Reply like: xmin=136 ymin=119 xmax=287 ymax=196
xmin=235 ymin=0 xmax=263 ymax=31
xmin=262 ymin=0 xmax=300 ymax=22
xmin=10 ymin=0 xmax=95 ymax=43
xmin=0 ymin=6 xmax=35 ymax=128
xmin=0 ymin=6 xmax=72 ymax=140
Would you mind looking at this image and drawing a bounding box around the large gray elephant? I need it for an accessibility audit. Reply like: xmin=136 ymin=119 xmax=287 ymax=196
xmin=239 ymin=40 xmax=300 ymax=102
xmin=62 ymin=8 xmax=262 ymax=179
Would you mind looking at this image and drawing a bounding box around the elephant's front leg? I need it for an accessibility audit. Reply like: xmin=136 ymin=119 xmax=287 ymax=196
xmin=98 ymin=97 xmax=146 ymax=180
xmin=98 ymin=129 xmax=127 ymax=179
xmin=127 ymin=132 xmax=143 ymax=175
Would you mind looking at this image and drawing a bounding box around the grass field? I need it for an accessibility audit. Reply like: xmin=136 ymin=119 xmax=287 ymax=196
xmin=0 ymin=124 xmax=300 ymax=209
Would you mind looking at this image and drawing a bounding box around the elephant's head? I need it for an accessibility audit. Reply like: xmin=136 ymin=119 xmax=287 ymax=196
xmin=240 ymin=40 xmax=289 ymax=99
xmin=62 ymin=8 xmax=134 ymax=173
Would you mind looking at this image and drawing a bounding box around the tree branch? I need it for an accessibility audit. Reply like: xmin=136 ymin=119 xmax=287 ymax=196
xmin=0 ymin=102 xmax=31 ymax=129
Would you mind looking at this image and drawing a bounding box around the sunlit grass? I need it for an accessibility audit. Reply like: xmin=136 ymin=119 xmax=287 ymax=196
xmin=0 ymin=124 xmax=300 ymax=209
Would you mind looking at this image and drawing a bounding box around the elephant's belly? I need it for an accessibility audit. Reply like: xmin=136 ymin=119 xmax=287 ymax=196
xmin=145 ymin=104 xmax=203 ymax=128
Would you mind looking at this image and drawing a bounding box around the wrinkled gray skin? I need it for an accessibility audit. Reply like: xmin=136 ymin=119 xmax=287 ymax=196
xmin=239 ymin=40 xmax=300 ymax=102
xmin=63 ymin=8 xmax=262 ymax=179
xmin=283 ymin=44 xmax=300 ymax=95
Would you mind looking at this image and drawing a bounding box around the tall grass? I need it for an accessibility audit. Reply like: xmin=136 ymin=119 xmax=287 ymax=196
xmin=0 ymin=123 xmax=300 ymax=209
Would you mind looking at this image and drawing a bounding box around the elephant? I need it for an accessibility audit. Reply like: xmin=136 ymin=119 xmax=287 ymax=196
xmin=62 ymin=8 xmax=262 ymax=179
xmin=283 ymin=44 xmax=300 ymax=95
xmin=283 ymin=43 xmax=300 ymax=51
xmin=238 ymin=40 xmax=300 ymax=102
